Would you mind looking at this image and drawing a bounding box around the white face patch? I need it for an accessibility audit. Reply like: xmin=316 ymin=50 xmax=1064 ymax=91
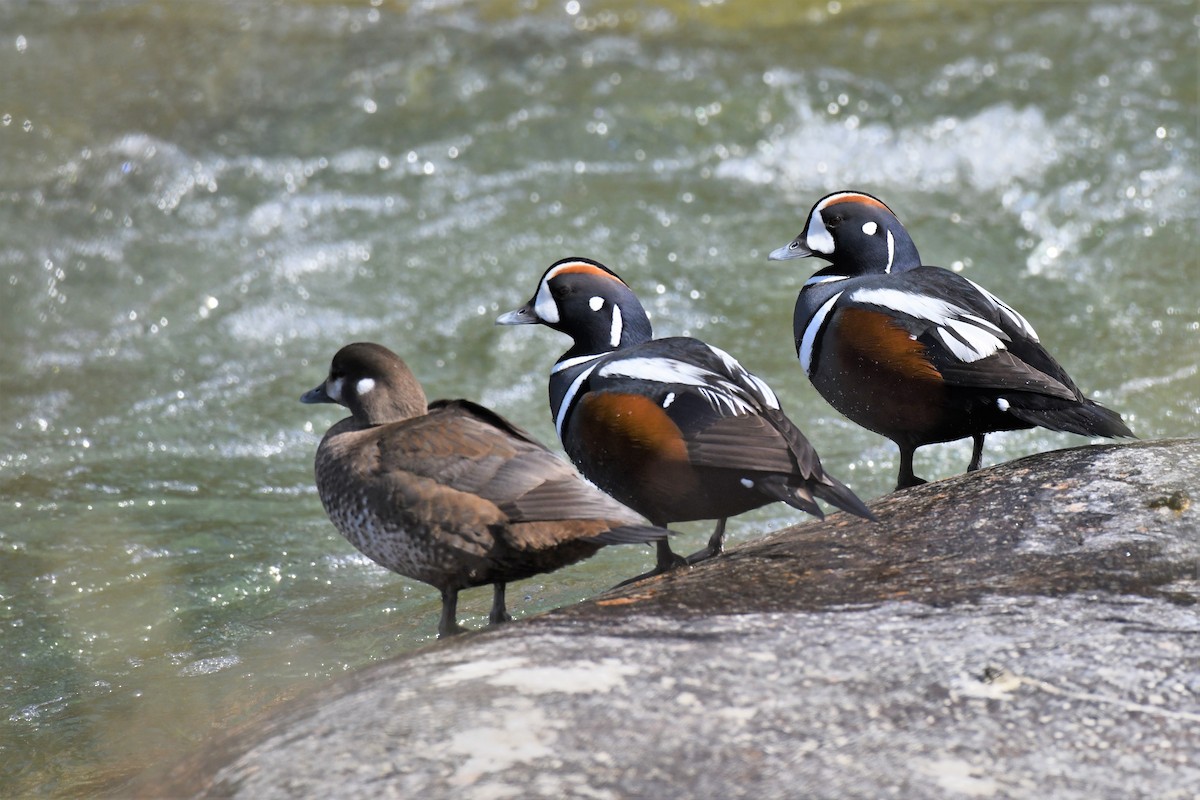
xmin=589 ymin=296 xmax=605 ymax=311
xmin=862 ymin=221 xmax=878 ymax=236
xmin=609 ymin=304 xmax=623 ymax=347
xmin=805 ymin=208 xmax=836 ymax=254
xmin=533 ymin=277 xmax=560 ymax=324
xmin=355 ymin=377 xmax=376 ymax=396
xmin=326 ymin=377 xmax=345 ymax=402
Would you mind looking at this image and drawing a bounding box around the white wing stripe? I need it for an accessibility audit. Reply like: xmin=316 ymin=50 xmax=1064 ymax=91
xmin=851 ymin=286 xmax=1009 ymax=363
xmin=596 ymin=355 xmax=768 ymax=414
xmin=597 ymin=356 xmax=717 ymax=387
xmin=963 ymin=278 xmax=1040 ymax=341
xmin=959 ymin=312 xmax=1005 ymax=337
xmin=699 ymin=386 xmax=753 ymax=415
xmin=849 ymin=287 xmax=968 ymax=324
xmin=936 ymin=323 xmax=1002 ymax=362
xmin=703 ymin=344 xmax=780 ymax=409
xmin=936 ymin=329 xmax=972 ymax=361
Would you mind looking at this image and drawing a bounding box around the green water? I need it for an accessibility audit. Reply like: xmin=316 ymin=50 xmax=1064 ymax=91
xmin=1 ymin=0 xmax=1196 ymax=794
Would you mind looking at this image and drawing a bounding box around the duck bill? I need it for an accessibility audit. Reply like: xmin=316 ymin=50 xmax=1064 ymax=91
xmin=300 ymin=383 xmax=333 ymax=404
xmin=768 ymin=238 xmax=815 ymax=261
xmin=495 ymin=301 xmax=540 ymax=326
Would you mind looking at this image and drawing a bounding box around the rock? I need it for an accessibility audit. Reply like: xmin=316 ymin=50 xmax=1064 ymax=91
xmin=148 ymin=439 xmax=1200 ymax=799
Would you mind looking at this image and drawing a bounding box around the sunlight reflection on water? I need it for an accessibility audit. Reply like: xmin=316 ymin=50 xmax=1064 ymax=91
xmin=0 ymin=1 xmax=1195 ymax=794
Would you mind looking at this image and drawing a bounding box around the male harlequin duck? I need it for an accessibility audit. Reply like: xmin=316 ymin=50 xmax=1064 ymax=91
xmin=496 ymin=258 xmax=874 ymax=578
xmin=768 ymin=190 xmax=1134 ymax=490
xmin=301 ymin=342 xmax=668 ymax=637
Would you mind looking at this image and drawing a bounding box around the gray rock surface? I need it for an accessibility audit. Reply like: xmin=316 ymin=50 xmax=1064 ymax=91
xmin=151 ymin=439 xmax=1200 ymax=799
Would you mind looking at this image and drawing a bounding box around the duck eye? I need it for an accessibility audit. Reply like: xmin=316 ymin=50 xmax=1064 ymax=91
xmin=552 ymin=284 xmax=570 ymax=299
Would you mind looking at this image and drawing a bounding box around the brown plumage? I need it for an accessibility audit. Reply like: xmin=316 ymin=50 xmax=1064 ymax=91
xmin=301 ymin=342 xmax=668 ymax=637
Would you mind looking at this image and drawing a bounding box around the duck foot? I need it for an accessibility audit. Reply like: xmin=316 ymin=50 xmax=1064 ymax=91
xmin=683 ymin=518 xmax=727 ymax=565
xmin=611 ymin=540 xmax=688 ymax=588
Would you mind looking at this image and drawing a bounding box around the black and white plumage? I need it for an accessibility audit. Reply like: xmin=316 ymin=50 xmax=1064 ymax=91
xmin=496 ymin=257 xmax=874 ymax=578
xmin=769 ymin=190 xmax=1134 ymax=489
xmin=301 ymin=342 xmax=668 ymax=637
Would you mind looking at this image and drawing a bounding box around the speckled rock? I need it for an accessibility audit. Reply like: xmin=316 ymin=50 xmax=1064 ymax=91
xmin=151 ymin=439 xmax=1200 ymax=799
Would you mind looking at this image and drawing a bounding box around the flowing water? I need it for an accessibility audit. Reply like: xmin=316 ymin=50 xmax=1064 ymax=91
xmin=1 ymin=0 xmax=1196 ymax=794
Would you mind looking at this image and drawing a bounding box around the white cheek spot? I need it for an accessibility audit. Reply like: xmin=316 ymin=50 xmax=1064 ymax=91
xmin=740 ymin=478 xmax=754 ymax=489
xmin=609 ymin=304 xmax=623 ymax=347
xmin=806 ymin=209 xmax=836 ymax=254
xmin=996 ymin=398 xmax=1010 ymax=412
xmin=662 ymin=392 xmax=676 ymax=408
xmin=862 ymin=221 xmax=878 ymax=236
xmin=356 ymin=377 xmax=376 ymax=396
xmin=327 ymin=377 xmax=345 ymax=402
xmin=589 ymin=296 xmax=605 ymax=311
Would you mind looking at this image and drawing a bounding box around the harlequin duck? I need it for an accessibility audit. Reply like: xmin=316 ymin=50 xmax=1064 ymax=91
xmin=496 ymin=257 xmax=874 ymax=578
xmin=301 ymin=342 xmax=669 ymax=637
xmin=768 ymin=190 xmax=1134 ymax=490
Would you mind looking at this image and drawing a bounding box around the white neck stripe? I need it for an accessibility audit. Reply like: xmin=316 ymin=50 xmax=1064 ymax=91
xmin=552 ymin=353 xmax=605 ymax=374
xmin=800 ymin=292 xmax=842 ymax=375
xmin=555 ymin=363 xmax=599 ymax=440
xmin=803 ymin=274 xmax=849 ymax=288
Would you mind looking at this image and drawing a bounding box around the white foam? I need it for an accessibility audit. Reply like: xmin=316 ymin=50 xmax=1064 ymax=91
xmin=717 ymin=102 xmax=1059 ymax=194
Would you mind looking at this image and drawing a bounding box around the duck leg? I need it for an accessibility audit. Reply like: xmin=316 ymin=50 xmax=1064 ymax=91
xmin=967 ymin=433 xmax=986 ymax=472
xmin=437 ymin=587 xmax=467 ymax=638
xmin=896 ymin=445 xmax=927 ymax=490
xmin=655 ymin=539 xmax=688 ymax=572
xmin=488 ymin=583 xmax=513 ymax=626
